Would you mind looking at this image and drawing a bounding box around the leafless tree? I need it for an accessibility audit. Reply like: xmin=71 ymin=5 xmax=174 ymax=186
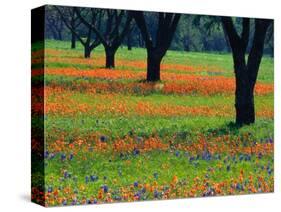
xmin=222 ymin=17 xmax=272 ymax=125
xmin=75 ymin=8 xmax=133 ymax=68
xmin=130 ymin=11 xmax=181 ymax=81
xmin=55 ymin=6 xmax=102 ymax=58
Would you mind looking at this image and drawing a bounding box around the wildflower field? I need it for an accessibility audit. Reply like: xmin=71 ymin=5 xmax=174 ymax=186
xmin=31 ymin=40 xmax=274 ymax=206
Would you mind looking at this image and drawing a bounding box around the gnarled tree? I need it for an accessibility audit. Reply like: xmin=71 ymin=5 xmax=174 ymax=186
xmin=221 ymin=17 xmax=272 ymax=125
xmin=68 ymin=8 xmax=82 ymax=49
xmin=75 ymin=8 xmax=132 ymax=68
xmin=55 ymin=6 xmax=102 ymax=58
xmin=130 ymin=11 xmax=181 ymax=81
xmin=45 ymin=6 xmax=64 ymax=40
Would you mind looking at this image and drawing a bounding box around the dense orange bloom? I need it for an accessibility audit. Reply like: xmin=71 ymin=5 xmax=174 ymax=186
xmin=33 ymin=69 xmax=273 ymax=97
xmin=39 ymin=88 xmax=273 ymax=118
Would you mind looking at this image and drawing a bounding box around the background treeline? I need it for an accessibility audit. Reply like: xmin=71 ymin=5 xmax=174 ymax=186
xmin=45 ymin=6 xmax=273 ymax=56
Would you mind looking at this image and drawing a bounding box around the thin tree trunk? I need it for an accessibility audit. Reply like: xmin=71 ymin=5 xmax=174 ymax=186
xmin=127 ymin=32 xmax=132 ymax=50
xmin=105 ymin=48 xmax=116 ymax=68
xmin=71 ymin=32 xmax=76 ymax=49
xmin=84 ymin=45 xmax=91 ymax=58
xmin=147 ymin=50 xmax=161 ymax=81
xmin=57 ymin=30 xmax=63 ymax=41
xmin=50 ymin=27 xmax=58 ymax=40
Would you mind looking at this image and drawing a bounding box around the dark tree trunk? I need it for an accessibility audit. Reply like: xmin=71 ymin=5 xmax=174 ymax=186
xmin=84 ymin=45 xmax=91 ymax=58
xmin=127 ymin=35 xmax=132 ymax=50
xmin=235 ymin=78 xmax=255 ymax=125
xmin=57 ymin=30 xmax=63 ymax=41
xmin=49 ymin=27 xmax=58 ymax=40
xmin=222 ymin=18 xmax=271 ymax=126
xmin=147 ymin=50 xmax=162 ymax=81
xmin=71 ymin=32 xmax=76 ymax=49
xmin=234 ymin=60 xmax=255 ymax=125
xmin=183 ymin=39 xmax=190 ymax=52
xmin=105 ymin=48 xmax=116 ymax=69
xmin=131 ymin=11 xmax=181 ymax=82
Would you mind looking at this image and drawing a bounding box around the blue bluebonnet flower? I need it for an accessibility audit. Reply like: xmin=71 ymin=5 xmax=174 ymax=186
xmin=189 ymin=156 xmax=195 ymax=162
xmin=69 ymin=153 xmax=74 ymax=160
xmin=202 ymin=150 xmax=211 ymax=161
xmin=47 ymin=186 xmax=53 ymax=193
xmin=103 ymin=185 xmax=108 ymax=193
xmin=267 ymin=169 xmax=272 ymax=175
xmin=134 ymin=181 xmax=138 ymax=187
xmin=71 ymin=199 xmax=77 ymax=205
xmin=236 ymin=183 xmax=243 ymax=191
xmin=63 ymin=170 xmax=69 ymax=178
xmin=100 ymin=135 xmax=107 ymax=142
xmin=239 ymin=155 xmax=244 ymax=161
xmin=153 ymin=190 xmax=159 ymax=198
xmin=134 ymin=191 xmax=141 ymax=199
xmin=90 ymin=175 xmax=98 ymax=182
xmin=61 ymin=153 xmax=66 ymax=161
xmin=133 ymin=148 xmax=140 ymax=155
xmin=44 ymin=151 xmax=49 ymax=159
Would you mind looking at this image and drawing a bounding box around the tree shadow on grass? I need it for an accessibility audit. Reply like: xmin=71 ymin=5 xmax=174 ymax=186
xmin=204 ymin=121 xmax=243 ymax=137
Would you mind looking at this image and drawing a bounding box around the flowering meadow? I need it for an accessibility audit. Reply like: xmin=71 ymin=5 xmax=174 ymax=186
xmin=31 ymin=40 xmax=274 ymax=206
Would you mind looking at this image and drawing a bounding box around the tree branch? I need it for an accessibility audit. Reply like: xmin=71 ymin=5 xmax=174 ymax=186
xmin=247 ymin=19 xmax=272 ymax=84
xmin=221 ymin=17 xmax=241 ymax=50
xmin=74 ymin=8 xmax=108 ymax=46
xmin=54 ymin=6 xmax=86 ymax=45
xmin=130 ymin=11 xmax=153 ymax=49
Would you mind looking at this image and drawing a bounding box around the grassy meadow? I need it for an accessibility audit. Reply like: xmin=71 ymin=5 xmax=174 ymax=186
xmin=31 ymin=40 xmax=274 ymax=206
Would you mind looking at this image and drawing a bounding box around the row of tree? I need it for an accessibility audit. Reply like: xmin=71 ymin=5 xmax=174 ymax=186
xmin=46 ymin=5 xmax=273 ymax=126
xmin=46 ymin=6 xmax=273 ymax=55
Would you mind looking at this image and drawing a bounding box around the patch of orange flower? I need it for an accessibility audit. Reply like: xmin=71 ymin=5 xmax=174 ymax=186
xmin=37 ymin=87 xmax=273 ymax=118
xmin=45 ymin=56 xmax=223 ymax=73
xmin=36 ymin=67 xmax=273 ymax=95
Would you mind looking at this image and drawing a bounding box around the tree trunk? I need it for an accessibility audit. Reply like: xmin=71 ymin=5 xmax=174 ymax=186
xmin=235 ymin=73 xmax=255 ymax=125
xmin=84 ymin=45 xmax=91 ymax=58
xmin=222 ymin=18 xmax=271 ymax=126
xmin=105 ymin=48 xmax=116 ymax=69
xmin=127 ymin=34 xmax=132 ymax=50
xmin=233 ymin=50 xmax=255 ymax=125
xmin=71 ymin=32 xmax=76 ymax=49
xmin=57 ymin=30 xmax=63 ymax=41
xmin=50 ymin=27 xmax=58 ymax=40
xmin=147 ymin=50 xmax=162 ymax=81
